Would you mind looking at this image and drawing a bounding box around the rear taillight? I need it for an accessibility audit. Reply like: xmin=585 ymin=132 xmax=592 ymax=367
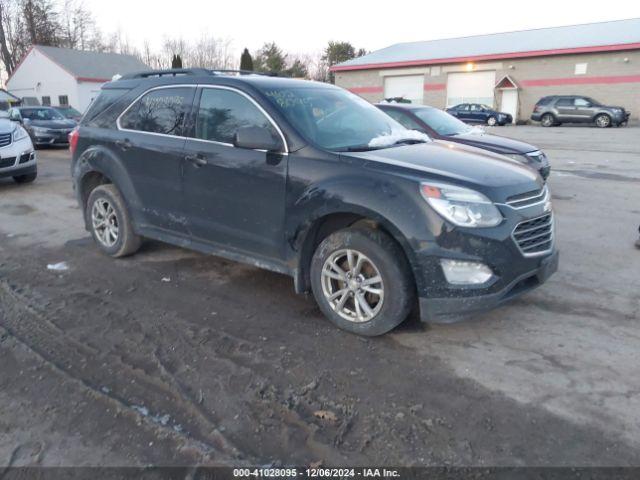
xmin=69 ymin=127 xmax=79 ymax=155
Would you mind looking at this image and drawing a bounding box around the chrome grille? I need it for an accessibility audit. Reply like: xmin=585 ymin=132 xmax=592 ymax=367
xmin=506 ymin=185 xmax=549 ymax=209
xmin=513 ymin=213 xmax=554 ymax=256
xmin=0 ymin=133 xmax=12 ymax=148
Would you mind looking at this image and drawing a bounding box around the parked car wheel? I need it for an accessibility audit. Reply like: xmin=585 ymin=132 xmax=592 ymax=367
xmin=486 ymin=116 xmax=497 ymax=126
xmin=13 ymin=172 xmax=37 ymax=184
xmin=540 ymin=113 xmax=556 ymax=127
xmin=86 ymin=184 xmax=142 ymax=258
xmin=310 ymin=227 xmax=414 ymax=336
xmin=595 ymin=113 xmax=612 ymax=128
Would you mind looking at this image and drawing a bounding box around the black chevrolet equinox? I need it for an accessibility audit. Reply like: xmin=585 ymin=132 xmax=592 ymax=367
xmin=71 ymin=69 xmax=558 ymax=336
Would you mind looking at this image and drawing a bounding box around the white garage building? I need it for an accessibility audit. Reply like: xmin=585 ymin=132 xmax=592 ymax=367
xmin=6 ymin=45 xmax=147 ymax=113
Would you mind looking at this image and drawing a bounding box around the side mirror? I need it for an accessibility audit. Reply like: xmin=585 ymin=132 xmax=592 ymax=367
xmin=234 ymin=126 xmax=282 ymax=152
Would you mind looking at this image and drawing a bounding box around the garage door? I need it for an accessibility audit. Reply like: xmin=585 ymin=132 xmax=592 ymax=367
xmin=384 ymin=75 xmax=424 ymax=104
xmin=446 ymin=71 xmax=496 ymax=107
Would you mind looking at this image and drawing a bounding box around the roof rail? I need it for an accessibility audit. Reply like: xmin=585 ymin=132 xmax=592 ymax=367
xmin=118 ymin=68 xmax=211 ymax=80
xmin=118 ymin=68 xmax=278 ymax=81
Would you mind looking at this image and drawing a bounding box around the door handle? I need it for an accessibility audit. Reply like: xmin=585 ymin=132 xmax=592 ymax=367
xmin=115 ymin=138 xmax=132 ymax=151
xmin=185 ymin=153 xmax=207 ymax=168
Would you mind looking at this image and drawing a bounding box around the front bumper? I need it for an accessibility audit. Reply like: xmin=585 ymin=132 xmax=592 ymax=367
xmin=419 ymin=249 xmax=558 ymax=323
xmin=0 ymin=137 xmax=37 ymax=178
xmin=413 ymin=195 xmax=558 ymax=324
xmin=31 ymin=130 xmax=72 ymax=146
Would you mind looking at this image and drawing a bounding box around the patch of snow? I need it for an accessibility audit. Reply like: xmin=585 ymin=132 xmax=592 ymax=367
xmin=132 ymin=405 xmax=149 ymax=416
xmin=368 ymin=129 xmax=430 ymax=148
xmin=161 ymin=277 xmax=171 ymax=282
xmin=47 ymin=262 xmax=69 ymax=271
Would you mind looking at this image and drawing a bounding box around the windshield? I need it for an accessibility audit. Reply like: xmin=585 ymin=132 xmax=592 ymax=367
xmin=57 ymin=107 xmax=81 ymax=117
xmin=21 ymin=108 xmax=65 ymax=121
xmin=414 ymin=108 xmax=473 ymax=136
xmin=259 ymin=86 xmax=427 ymax=151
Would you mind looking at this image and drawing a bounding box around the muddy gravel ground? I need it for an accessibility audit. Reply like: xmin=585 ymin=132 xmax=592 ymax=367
xmin=0 ymin=126 xmax=639 ymax=467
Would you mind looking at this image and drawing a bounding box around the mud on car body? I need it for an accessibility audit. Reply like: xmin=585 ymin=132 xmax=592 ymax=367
xmin=71 ymin=68 xmax=558 ymax=336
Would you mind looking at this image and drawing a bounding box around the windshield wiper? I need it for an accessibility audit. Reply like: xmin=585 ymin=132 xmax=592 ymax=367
xmin=388 ymin=138 xmax=428 ymax=146
xmin=339 ymin=144 xmax=382 ymax=152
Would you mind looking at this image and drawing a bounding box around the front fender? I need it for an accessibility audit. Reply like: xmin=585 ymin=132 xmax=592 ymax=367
xmin=286 ymin=172 xmax=442 ymax=293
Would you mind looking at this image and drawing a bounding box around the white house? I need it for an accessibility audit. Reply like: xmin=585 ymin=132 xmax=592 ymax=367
xmin=6 ymin=45 xmax=147 ymax=112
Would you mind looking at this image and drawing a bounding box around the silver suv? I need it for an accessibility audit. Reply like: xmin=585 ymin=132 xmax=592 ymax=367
xmin=531 ymin=95 xmax=630 ymax=128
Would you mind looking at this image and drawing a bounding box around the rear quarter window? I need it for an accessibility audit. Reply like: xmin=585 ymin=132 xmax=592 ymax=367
xmin=82 ymin=88 xmax=131 ymax=128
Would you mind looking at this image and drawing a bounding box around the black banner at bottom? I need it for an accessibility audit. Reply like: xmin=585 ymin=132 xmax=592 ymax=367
xmin=0 ymin=467 xmax=639 ymax=480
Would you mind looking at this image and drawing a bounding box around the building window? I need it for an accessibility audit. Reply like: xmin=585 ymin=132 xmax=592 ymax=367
xmin=574 ymin=63 xmax=588 ymax=75
xmin=58 ymin=95 xmax=69 ymax=106
xmin=41 ymin=96 xmax=51 ymax=106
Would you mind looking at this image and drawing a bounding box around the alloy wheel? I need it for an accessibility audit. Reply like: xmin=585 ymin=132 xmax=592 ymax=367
xmin=487 ymin=117 xmax=497 ymax=126
xmin=541 ymin=115 xmax=554 ymax=127
xmin=91 ymin=198 xmax=119 ymax=247
xmin=596 ymin=115 xmax=610 ymax=128
xmin=320 ymin=249 xmax=384 ymax=323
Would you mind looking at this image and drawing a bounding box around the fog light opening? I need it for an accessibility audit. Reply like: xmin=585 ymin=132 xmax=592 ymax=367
xmin=441 ymin=259 xmax=493 ymax=285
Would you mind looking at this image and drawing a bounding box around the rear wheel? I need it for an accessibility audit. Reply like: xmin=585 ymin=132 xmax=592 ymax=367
xmin=86 ymin=184 xmax=141 ymax=257
xmin=13 ymin=172 xmax=37 ymax=184
xmin=310 ymin=227 xmax=414 ymax=336
xmin=595 ymin=114 xmax=611 ymax=128
xmin=486 ymin=116 xmax=497 ymax=126
xmin=541 ymin=113 xmax=556 ymax=127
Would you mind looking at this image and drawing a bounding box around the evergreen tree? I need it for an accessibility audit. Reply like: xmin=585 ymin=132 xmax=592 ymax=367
xmin=253 ymin=42 xmax=287 ymax=74
xmin=240 ymin=47 xmax=253 ymax=71
xmin=171 ymin=53 xmax=183 ymax=68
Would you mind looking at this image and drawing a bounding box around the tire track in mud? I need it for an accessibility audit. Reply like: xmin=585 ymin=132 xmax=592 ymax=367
xmin=0 ymin=277 xmax=242 ymax=464
xmin=0 ymin=275 xmax=360 ymax=465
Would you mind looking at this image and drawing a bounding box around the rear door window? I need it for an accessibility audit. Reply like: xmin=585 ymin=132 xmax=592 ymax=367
xmin=119 ymin=87 xmax=194 ymax=136
xmin=556 ymin=98 xmax=574 ymax=107
xmin=194 ymin=88 xmax=278 ymax=145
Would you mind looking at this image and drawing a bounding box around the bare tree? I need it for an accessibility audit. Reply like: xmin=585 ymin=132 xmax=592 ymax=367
xmin=186 ymin=34 xmax=234 ymax=70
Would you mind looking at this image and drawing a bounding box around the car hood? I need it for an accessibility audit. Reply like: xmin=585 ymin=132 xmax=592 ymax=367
xmin=444 ymin=132 xmax=537 ymax=154
xmin=0 ymin=119 xmax=16 ymax=134
xmin=27 ymin=119 xmax=77 ymax=129
xmin=343 ymin=141 xmax=541 ymax=202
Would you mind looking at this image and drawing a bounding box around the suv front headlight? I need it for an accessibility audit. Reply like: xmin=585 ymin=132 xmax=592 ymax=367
xmin=502 ymin=153 xmax=526 ymax=163
xmin=420 ymin=182 xmax=503 ymax=228
xmin=12 ymin=126 xmax=28 ymax=141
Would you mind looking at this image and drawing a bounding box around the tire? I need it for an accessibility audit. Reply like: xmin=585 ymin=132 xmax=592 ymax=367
xmin=540 ymin=113 xmax=556 ymax=127
xmin=486 ymin=116 xmax=497 ymax=126
xmin=13 ymin=172 xmax=37 ymax=184
xmin=310 ymin=227 xmax=414 ymax=336
xmin=595 ymin=114 xmax=611 ymax=128
xmin=86 ymin=184 xmax=141 ymax=258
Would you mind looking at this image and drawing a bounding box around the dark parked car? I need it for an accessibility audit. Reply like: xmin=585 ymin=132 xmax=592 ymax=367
xmin=71 ymin=68 xmax=557 ymax=336
xmin=378 ymin=103 xmax=550 ymax=180
xmin=54 ymin=105 xmax=83 ymax=122
xmin=446 ymin=103 xmax=512 ymax=126
xmin=8 ymin=106 xmax=77 ymax=147
xmin=531 ymin=95 xmax=630 ymax=128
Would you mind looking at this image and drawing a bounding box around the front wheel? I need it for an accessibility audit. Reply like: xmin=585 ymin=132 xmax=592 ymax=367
xmin=310 ymin=227 xmax=414 ymax=336
xmin=595 ymin=114 xmax=611 ymax=128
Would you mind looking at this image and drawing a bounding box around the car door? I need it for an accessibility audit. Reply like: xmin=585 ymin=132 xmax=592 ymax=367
xmin=468 ymin=104 xmax=485 ymax=122
xmin=555 ymin=97 xmax=578 ymax=121
xmin=116 ymin=85 xmax=195 ymax=234
xmin=454 ymin=104 xmax=471 ymax=121
xmin=574 ymin=97 xmax=594 ymax=122
xmin=181 ymin=86 xmax=288 ymax=260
